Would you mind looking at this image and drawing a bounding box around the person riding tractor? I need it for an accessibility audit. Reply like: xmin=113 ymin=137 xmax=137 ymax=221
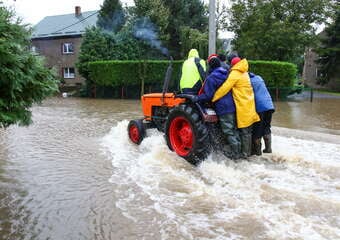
xmin=180 ymin=49 xmax=206 ymax=94
xmin=212 ymin=55 xmax=260 ymax=158
xmin=191 ymin=55 xmax=241 ymax=160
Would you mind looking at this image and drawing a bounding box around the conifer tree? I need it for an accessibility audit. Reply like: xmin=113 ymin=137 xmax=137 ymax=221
xmin=0 ymin=4 xmax=58 ymax=127
xmin=97 ymin=0 xmax=126 ymax=33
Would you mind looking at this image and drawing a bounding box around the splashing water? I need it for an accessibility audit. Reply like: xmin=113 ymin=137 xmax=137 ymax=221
xmin=102 ymin=121 xmax=340 ymax=240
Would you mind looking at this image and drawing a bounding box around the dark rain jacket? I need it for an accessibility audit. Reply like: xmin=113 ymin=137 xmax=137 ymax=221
xmin=197 ymin=67 xmax=236 ymax=116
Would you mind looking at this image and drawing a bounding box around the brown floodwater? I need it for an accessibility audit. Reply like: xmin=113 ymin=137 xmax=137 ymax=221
xmin=0 ymin=97 xmax=339 ymax=240
xmin=273 ymin=98 xmax=340 ymax=136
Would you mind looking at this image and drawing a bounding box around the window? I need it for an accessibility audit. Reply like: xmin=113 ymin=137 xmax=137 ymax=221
xmin=316 ymin=68 xmax=323 ymax=78
xmin=63 ymin=67 xmax=75 ymax=78
xmin=62 ymin=43 xmax=74 ymax=54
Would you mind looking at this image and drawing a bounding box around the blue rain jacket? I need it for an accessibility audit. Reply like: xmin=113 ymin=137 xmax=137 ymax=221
xmin=249 ymin=72 xmax=275 ymax=113
xmin=197 ymin=67 xmax=236 ymax=116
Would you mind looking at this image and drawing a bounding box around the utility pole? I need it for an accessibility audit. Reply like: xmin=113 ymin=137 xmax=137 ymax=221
xmin=209 ymin=0 xmax=216 ymax=55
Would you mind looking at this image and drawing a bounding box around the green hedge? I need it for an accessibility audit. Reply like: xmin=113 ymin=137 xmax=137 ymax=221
xmin=88 ymin=59 xmax=297 ymax=98
xmin=248 ymin=60 xmax=297 ymax=88
xmin=89 ymin=60 xmax=183 ymax=91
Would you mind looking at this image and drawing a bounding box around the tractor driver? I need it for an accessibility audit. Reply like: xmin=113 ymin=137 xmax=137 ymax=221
xmin=180 ymin=49 xmax=207 ymax=94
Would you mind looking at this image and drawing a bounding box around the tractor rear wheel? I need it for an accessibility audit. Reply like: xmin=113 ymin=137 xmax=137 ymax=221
xmin=165 ymin=104 xmax=210 ymax=165
xmin=128 ymin=119 xmax=145 ymax=145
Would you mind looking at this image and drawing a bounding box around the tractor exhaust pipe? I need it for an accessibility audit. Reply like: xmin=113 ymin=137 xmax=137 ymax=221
xmin=162 ymin=56 xmax=173 ymax=105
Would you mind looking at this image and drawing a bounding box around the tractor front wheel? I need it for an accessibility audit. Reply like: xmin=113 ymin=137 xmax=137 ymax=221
xmin=128 ymin=119 xmax=145 ymax=145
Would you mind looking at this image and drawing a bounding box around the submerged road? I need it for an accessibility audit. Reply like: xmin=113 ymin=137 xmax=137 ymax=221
xmin=0 ymin=97 xmax=339 ymax=240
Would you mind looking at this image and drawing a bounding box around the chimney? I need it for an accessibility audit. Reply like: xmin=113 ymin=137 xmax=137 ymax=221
xmin=75 ymin=6 xmax=81 ymax=16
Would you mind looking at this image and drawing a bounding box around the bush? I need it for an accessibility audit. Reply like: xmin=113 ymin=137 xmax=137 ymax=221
xmin=89 ymin=60 xmax=183 ymax=95
xmin=87 ymin=59 xmax=297 ymax=99
xmin=249 ymin=60 xmax=297 ymax=88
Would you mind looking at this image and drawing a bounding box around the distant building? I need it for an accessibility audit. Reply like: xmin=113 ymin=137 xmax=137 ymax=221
xmin=303 ymin=30 xmax=340 ymax=90
xmin=31 ymin=6 xmax=98 ymax=87
xmin=302 ymin=48 xmax=320 ymax=87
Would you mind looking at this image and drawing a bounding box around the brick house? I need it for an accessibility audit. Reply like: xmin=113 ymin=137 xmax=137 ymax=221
xmin=302 ymin=30 xmax=326 ymax=88
xmin=31 ymin=6 xmax=98 ymax=87
xmin=303 ymin=30 xmax=340 ymax=91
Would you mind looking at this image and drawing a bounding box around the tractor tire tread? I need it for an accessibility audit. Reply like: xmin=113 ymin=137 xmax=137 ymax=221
xmin=165 ymin=104 xmax=211 ymax=165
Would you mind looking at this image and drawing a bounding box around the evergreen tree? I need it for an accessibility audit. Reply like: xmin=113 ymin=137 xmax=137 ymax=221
xmin=77 ymin=27 xmax=109 ymax=81
xmin=97 ymin=0 xmax=126 ymax=33
xmin=133 ymin=0 xmax=170 ymax=42
xmin=158 ymin=0 xmax=208 ymax=58
xmin=179 ymin=26 xmax=208 ymax=59
xmin=316 ymin=7 xmax=340 ymax=85
xmin=0 ymin=4 xmax=58 ymax=127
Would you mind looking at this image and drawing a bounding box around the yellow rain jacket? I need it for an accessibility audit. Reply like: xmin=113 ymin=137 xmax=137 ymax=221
xmin=180 ymin=49 xmax=206 ymax=90
xmin=212 ymin=59 xmax=260 ymax=128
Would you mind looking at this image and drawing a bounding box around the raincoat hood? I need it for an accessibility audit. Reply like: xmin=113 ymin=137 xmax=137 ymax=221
xmin=231 ymin=58 xmax=249 ymax=73
xmin=188 ymin=49 xmax=199 ymax=59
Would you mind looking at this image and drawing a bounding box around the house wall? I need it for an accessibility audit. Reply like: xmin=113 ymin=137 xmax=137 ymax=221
xmin=303 ymin=48 xmax=319 ymax=87
xmin=302 ymin=30 xmax=340 ymax=91
xmin=32 ymin=36 xmax=84 ymax=86
xmin=303 ymin=48 xmax=340 ymax=91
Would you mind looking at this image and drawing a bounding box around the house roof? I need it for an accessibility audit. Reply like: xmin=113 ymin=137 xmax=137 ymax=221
xmin=32 ymin=10 xmax=98 ymax=39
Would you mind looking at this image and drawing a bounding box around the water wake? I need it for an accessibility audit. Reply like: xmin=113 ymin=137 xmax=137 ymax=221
xmin=102 ymin=121 xmax=340 ymax=239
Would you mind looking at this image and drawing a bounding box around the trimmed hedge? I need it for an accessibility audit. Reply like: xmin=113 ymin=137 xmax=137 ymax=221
xmin=248 ymin=60 xmax=297 ymax=88
xmin=89 ymin=60 xmax=183 ymax=90
xmin=88 ymin=59 xmax=297 ymax=98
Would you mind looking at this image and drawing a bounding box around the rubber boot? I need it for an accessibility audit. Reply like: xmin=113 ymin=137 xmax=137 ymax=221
xmin=263 ymin=134 xmax=272 ymax=153
xmin=251 ymin=138 xmax=262 ymax=156
xmin=227 ymin=135 xmax=241 ymax=160
xmin=221 ymin=144 xmax=232 ymax=159
xmin=240 ymin=134 xmax=252 ymax=158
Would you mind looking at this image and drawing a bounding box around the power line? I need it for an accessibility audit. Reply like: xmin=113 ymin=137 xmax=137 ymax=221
xmin=50 ymin=11 xmax=98 ymax=34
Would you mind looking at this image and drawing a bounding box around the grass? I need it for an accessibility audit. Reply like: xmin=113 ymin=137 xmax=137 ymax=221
xmin=315 ymin=89 xmax=340 ymax=96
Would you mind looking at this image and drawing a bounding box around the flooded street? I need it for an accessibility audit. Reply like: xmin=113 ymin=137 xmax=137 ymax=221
xmin=0 ymin=97 xmax=339 ymax=240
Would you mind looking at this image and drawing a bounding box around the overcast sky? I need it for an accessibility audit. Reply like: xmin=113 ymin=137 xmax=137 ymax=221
xmin=2 ymin=0 xmax=233 ymax=38
xmin=2 ymin=0 xmax=134 ymax=24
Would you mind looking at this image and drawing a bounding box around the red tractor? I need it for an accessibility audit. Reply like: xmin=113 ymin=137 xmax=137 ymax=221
xmin=127 ymin=59 xmax=229 ymax=165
